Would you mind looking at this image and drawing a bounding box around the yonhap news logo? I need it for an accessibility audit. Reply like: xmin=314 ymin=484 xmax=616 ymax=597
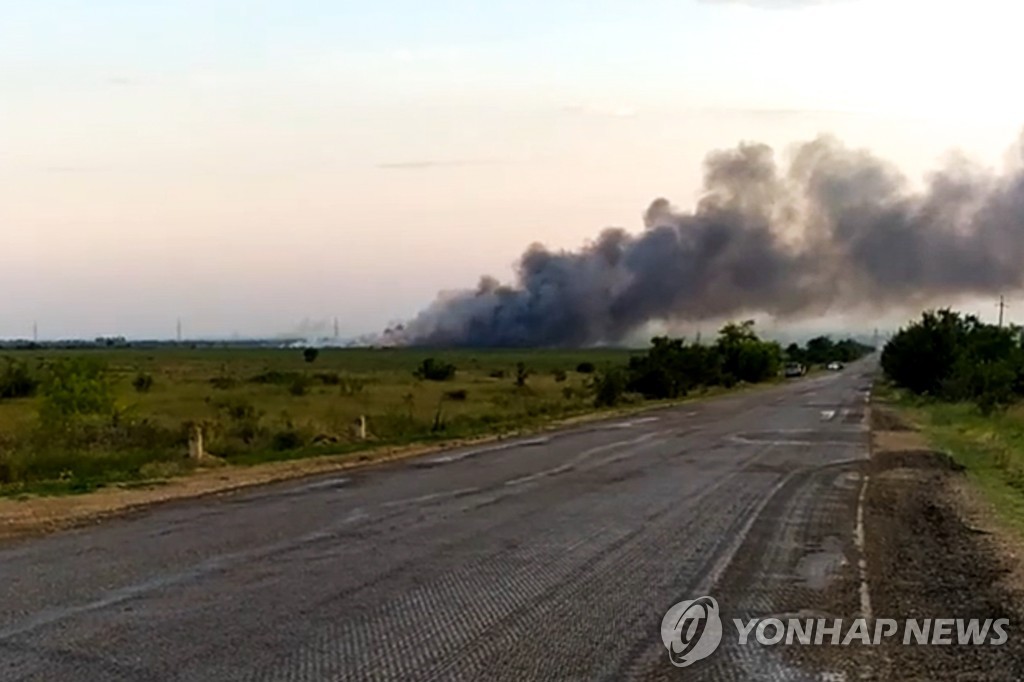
xmin=660 ymin=596 xmax=724 ymax=667
xmin=662 ymin=595 xmax=1009 ymax=667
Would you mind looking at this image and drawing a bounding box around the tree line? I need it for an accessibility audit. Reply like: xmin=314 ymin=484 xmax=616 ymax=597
xmin=882 ymin=309 xmax=1024 ymax=413
xmin=594 ymin=322 xmax=874 ymax=406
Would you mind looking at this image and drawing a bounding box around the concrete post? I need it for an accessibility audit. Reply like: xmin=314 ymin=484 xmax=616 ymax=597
xmin=188 ymin=423 xmax=205 ymax=461
xmin=352 ymin=416 xmax=367 ymax=441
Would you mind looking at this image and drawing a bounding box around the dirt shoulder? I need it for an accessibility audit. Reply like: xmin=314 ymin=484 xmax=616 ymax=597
xmin=864 ymin=405 xmax=1024 ymax=679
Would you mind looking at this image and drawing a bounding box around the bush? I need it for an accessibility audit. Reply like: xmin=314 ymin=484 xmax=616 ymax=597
xmin=515 ymin=362 xmax=529 ymax=387
xmin=0 ymin=358 xmax=38 ymax=399
xmin=593 ymin=368 xmax=627 ymax=407
xmin=272 ymin=428 xmax=305 ymax=451
xmin=444 ymin=389 xmax=468 ymax=401
xmin=414 ymin=358 xmax=456 ymax=382
xmin=488 ymin=370 xmax=506 ymax=379
xmin=576 ymin=362 xmax=596 ymax=374
xmin=303 ymin=348 xmax=320 ymax=363
xmin=552 ymin=369 xmax=568 ymax=382
xmin=132 ymin=372 xmax=154 ymax=393
xmin=38 ymin=357 xmax=115 ymax=427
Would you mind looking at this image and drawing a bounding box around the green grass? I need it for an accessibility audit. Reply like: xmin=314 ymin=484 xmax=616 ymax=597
xmin=880 ymin=382 xmax=1024 ymax=534
xmin=0 ymin=347 xmax=639 ymax=496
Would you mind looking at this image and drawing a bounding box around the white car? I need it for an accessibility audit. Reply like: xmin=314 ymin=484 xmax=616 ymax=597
xmin=826 ymin=361 xmax=844 ymax=371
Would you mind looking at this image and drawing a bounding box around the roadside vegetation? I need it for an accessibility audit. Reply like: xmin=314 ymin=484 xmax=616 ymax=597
xmin=879 ymin=308 xmax=1024 ymax=529
xmin=0 ymin=325 xmax=871 ymax=496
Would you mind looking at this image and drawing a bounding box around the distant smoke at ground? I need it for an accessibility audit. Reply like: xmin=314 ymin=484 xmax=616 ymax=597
xmin=385 ymin=132 xmax=1024 ymax=347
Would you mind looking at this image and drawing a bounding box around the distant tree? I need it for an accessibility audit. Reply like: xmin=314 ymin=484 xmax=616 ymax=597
xmin=575 ymin=362 xmax=596 ymax=374
xmin=303 ymin=348 xmax=320 ymax=363
xmin=414 ymin=358 xmax=456 ymax=381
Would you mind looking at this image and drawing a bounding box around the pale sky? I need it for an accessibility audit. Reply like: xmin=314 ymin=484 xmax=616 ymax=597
xmin=2 ymin=0 xmax=1023 ymax=340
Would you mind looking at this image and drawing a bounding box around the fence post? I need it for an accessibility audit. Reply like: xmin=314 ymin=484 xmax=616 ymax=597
xmin=188 ymin=423 xmax=206 ymax=461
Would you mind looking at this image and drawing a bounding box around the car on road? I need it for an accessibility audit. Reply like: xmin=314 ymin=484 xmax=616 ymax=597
xmin=784 ymin=362 xmax=806 ymax=378
xmin=827 ymin=361 xmax=844 ymax=371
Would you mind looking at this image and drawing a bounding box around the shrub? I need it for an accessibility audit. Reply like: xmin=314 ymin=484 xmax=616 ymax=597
xmin=38 ymin=357 xmax=115 ymax=427
xmin=414 ymin=358 xmax=456 ymax=382
xmin=515 ymin=362 xmax=529 ymax=387
xmin=444 ymin=389 xmax=468 ymax=401
xmin=552 ymin=369 xmax=568 ymax=382
xmin=303 ymin=348 xmax=320 ymax=363
xmin=272 ymin=428 xmax=305 ymax=451
xmin=132 ymin=372 xmax=154 ymax=393
xmin=593 ymin=368 xmax=627 ymax=407
xmin=0 ymin=358 xmax=38 ymax=399
xmin=576 ymin=362 xmax=596 ymax=374
xmin=488 ymin=370 xmax=506 ymax=379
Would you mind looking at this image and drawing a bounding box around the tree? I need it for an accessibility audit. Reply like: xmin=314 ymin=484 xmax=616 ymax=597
xmin=303 ymin=348 xmax=320 ymax=363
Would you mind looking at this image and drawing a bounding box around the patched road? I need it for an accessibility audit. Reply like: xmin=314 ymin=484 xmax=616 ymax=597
xmin=0 ymin=365 xmax=874 ymax=681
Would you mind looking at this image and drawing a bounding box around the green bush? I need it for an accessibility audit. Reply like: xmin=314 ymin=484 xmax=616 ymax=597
xmin=38 ymin=357 xmax=115 ymax=427
xmin=0 ymin=358 xmax=38 ymax=399
xmin=132 ymin=372 xmax=154 ymax=393
xmin=593 ymin=368 xmax=627 ymax=407
xmin=575 ymin=362 xmax=596 ymax=374
xmin=414 ymin=358 xmax=456 ymax=381
xmin=303 ymin=348 xmax=320 ymax=363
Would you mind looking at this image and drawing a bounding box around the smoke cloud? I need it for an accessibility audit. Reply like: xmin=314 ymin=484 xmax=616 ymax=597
xmin=388 ymin=133 xmax=1024 ymax=347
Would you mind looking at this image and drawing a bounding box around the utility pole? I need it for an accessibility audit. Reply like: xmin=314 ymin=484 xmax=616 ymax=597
xmin=177 ymin=318 xmax=182 ymax=343
xmin=32 ymin=321 xmax=37 ymax=343
xmin=998 ymin=296 xmax=1008 ymax=328
xmin=334 ymin=317 xmax=340 ymax=339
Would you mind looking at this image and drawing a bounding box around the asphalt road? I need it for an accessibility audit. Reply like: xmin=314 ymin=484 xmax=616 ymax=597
xmin=0 ymin=363 xmax=874 ymax=681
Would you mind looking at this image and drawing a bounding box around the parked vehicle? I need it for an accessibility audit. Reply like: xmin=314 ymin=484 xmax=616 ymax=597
xmin=784 ymin=362 xmax=806 ymax=378
xmin=827 ymin=361 xmax=844 ymax=371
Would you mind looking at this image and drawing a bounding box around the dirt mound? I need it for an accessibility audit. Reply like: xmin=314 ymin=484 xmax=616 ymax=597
xmin=874 ymin=448 xmax=966 ymax=473
xmin=871 ymin=407 xmax=916 ymax=432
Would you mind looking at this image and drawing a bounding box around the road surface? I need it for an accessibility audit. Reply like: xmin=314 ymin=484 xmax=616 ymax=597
xmin=0 ymin=364 xmax=873 ymax=681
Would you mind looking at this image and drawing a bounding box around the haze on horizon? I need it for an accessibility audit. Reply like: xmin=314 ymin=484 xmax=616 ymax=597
xmin=3 ymin=0 xmax=1023 ymax=341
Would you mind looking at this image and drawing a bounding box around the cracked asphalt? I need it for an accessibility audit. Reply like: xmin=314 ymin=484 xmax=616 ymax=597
xmin=0 ymin=363 xmax=874 ymax=681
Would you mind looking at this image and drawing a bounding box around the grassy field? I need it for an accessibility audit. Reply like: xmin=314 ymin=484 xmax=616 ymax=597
xmin=878 ymin=382 xmax=1024 ymax=534
xmin=0 ymin=347 xmax=640 ymax=496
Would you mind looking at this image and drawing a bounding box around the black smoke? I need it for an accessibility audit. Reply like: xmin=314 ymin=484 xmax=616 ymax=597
xmin=389 ymin=133 xmax=1024 ymax=347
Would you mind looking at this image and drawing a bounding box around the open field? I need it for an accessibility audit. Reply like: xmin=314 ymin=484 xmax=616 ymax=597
xmin=0 ymin=347 xmax=640 ymax=495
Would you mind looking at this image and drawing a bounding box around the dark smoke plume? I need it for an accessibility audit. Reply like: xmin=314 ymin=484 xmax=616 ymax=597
xmin=389 ymin=133 xmax=1024 ymax=347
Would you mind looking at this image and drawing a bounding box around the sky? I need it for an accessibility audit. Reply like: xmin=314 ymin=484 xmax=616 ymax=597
xmin=2 ymin=0 xmax=1023 ymax=340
